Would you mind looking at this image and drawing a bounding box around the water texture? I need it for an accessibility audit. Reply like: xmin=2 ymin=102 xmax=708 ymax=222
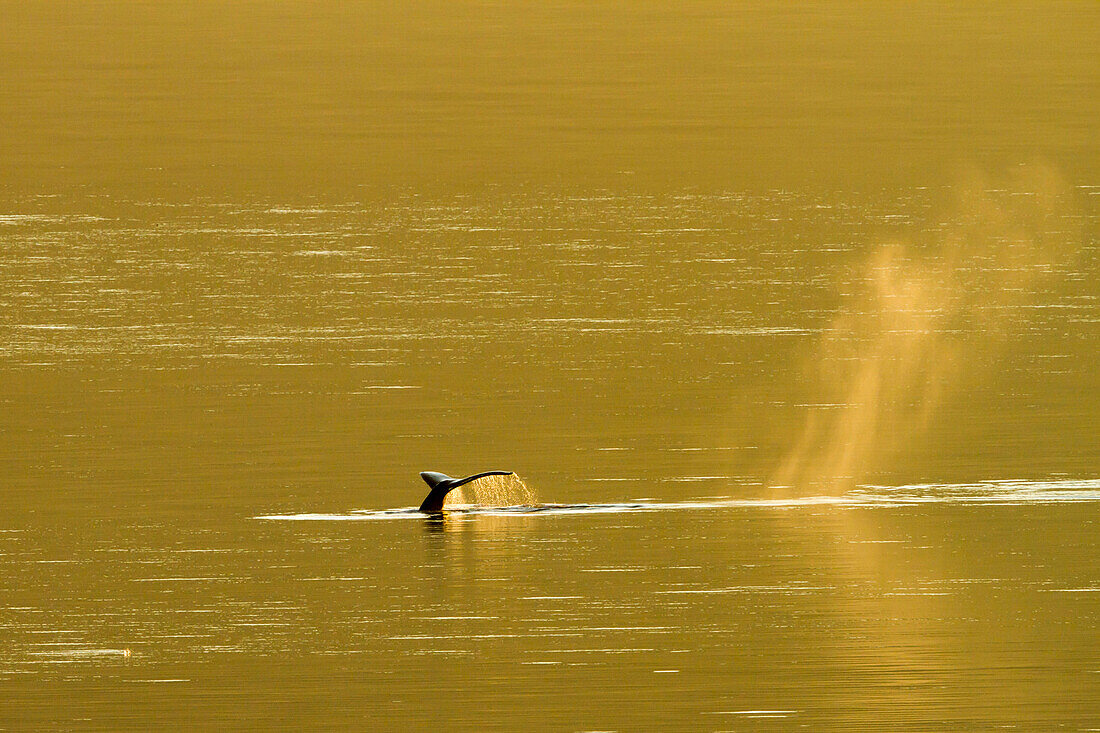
xmin=1 ymin=2 xmax=1098 ymax=731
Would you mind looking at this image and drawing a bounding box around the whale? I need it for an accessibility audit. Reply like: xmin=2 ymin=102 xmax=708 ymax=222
xmin=418 ymin=471 xmax=514 ymax=513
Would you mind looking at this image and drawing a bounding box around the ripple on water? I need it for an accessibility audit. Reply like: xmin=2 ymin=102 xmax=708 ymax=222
xmin=255 ymin=477 xmax=1100 ymax=520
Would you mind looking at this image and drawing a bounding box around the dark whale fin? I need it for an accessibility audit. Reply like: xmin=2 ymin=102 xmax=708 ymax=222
xmin=419 ymin=472 xmax=451 ymax=490
xmin=418 ymin=471 xmax=514 ymax=513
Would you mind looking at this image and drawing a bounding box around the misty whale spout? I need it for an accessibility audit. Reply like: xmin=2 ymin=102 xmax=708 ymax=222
xmin=418 ymin=471 xmax=514 ymax=513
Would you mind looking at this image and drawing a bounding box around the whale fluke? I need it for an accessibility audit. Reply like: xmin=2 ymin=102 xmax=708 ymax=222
xmin=418 ymin=471 xmax=513 ymax=513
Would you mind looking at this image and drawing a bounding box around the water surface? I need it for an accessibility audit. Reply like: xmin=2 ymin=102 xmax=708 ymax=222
xmin=1 ymin=2 xmax=1099 ymax=730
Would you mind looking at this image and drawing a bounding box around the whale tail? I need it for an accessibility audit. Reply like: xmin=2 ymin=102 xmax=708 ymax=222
xmin=418 ymin=471 xmax=513 ymax=513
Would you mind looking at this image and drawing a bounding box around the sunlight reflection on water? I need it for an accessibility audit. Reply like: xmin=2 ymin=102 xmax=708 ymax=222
xmin=257 ymin=478 xmax=1100 ymax=520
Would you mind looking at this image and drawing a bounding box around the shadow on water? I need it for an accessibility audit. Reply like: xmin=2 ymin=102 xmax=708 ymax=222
xmin=422 ymin=515 xmax=448 ymax=534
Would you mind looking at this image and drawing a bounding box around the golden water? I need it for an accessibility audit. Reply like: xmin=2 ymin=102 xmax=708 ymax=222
xmin=1 ymin=3 xmax=1098 ymax=731
xmin=774 ymin=165 xmax=1082 ymax=493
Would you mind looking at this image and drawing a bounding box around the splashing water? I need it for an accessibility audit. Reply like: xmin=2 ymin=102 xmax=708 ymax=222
xmin=772 ymin=164 xmax=1081 ymax=494
xmin=256 ymin=478 xmax=1100 ymax=521
xmin=445 ymin=474 xmax=536 ymax=508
